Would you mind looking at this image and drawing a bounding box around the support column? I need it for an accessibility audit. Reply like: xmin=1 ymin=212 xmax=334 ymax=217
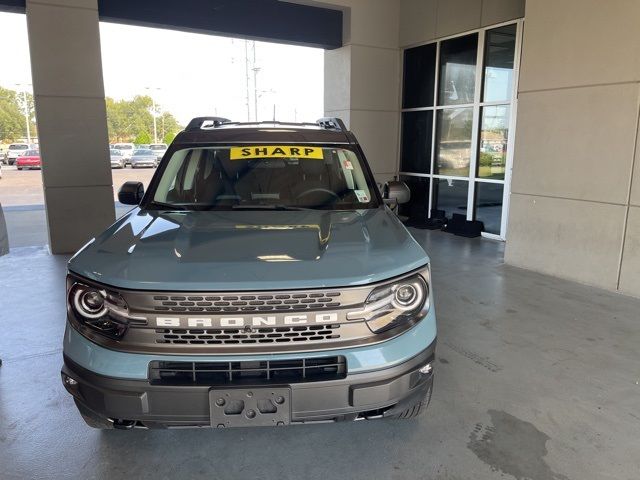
xmin=26 ymin=0 xmax=114 ymax=254
xmin=322 ymin=0 xmax=401 ymax=185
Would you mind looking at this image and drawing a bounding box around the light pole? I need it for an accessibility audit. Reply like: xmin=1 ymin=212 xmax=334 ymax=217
xmin=145 ymin=86 xmax=161 ymax=143
xmin=15 ymin=83 xmax=32 ymax=143
xmin=251 ymin=42 xmax=260 ymax=121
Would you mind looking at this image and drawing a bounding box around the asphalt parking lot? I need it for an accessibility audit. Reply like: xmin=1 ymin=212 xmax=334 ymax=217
xmin=0 ymin=165 xmax=155 ymax=206
xmin=0 ymin=166 xmax=155 ymax=248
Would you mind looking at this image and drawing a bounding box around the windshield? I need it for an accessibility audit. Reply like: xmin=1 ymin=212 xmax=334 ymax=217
xmin=23 ymin=150 xmax=39 ymax=156
xmin=110 ymin=149 xmax=122 ymax=156
xmin=149 ymin=145 xmax=379 ymax=211
xmin=134 ymin=149 xmax=153 ymax=155
xmin=149 ymin=144 xmax=167 ymax=150
xmin=10 ymin=144 xmax=29 ymax=150
xmin=115 ymin=144 xmax=133 ymax=150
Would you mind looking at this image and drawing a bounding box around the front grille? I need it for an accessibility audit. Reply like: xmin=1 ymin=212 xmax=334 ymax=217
xmin=148 ymin=356 xmax=347 ymax=385
xmin=155 ymin=324 xmax=341 ymax=345
xmin=151 ymin=292 xmax=341 ymax=313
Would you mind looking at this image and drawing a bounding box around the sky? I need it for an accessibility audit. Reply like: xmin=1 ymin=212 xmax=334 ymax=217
xmin=0 ymin=12 xmax=324 ymax=125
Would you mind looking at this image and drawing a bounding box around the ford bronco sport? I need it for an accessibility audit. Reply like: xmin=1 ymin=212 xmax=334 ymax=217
xmin=61 ymin=117 xmax=436 ymax=429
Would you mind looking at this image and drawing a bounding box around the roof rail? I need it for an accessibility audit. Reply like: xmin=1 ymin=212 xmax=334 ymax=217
xmin=316 ymin=117 xmax=347 ymax=131
xmin=185 ymin=116 xmax=231 ymax=131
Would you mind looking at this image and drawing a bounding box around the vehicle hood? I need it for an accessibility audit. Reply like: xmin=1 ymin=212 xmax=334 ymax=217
xmin=68 ymin=207 xmax=429 ymax=291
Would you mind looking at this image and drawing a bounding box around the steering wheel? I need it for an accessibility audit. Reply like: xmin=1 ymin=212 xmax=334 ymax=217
xmin=296 ymin=188 xmax=340 ymax=200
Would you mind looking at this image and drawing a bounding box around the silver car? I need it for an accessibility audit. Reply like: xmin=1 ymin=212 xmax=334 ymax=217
xmin=148 ymin=143 xmax=168 ymax=161
xmin=129 ymin=149 xmax=158 ymax=168
xmin=110 ymin=149 xmax=125 ymax=169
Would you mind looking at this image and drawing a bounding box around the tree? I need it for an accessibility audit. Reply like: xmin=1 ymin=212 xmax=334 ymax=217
xmin=0 ymin=86 xmax=37 ymax=142
xmin=162 ymin=131 xmax=176 ymax=145
xmin=105 ymin=95 xmax=182 ymax=143
xmin=134 ymin=131 xmax=152 ymax=145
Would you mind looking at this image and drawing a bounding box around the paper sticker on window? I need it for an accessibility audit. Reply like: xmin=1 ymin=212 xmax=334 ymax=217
xmin=342 ymin=159 xmax=354 ymax=170
xmin=354 ymin=190 xmax=370 ymax=203
xmin=230 ymin=145 xmax=323 ymax=160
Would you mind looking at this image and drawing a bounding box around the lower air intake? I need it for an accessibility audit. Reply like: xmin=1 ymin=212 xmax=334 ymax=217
xmin=148 ymin=356 xmax=347 ymax=386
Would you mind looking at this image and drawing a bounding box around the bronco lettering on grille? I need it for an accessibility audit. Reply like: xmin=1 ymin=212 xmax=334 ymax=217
xmin=156 ymin=313 xmax=338 ymax=328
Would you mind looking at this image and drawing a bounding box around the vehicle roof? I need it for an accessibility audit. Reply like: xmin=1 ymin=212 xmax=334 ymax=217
xmin=174 ymin=119 xmax=356 ymax=145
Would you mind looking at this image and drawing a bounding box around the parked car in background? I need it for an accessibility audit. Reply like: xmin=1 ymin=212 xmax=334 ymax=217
xmin=148 ymin=143 xmax=168 ymax=161
xmin=15 ymin=150 xmax=41 ymax=170
xmin=5 ymin=143 xmax=34 ymax=165
xmin=129 ymin=149 xmax=158 ymax=168
xmin=110 ymin=149 xmax=125 ymax=169
xmin=113 ymin=143 xmax=135 ymax=164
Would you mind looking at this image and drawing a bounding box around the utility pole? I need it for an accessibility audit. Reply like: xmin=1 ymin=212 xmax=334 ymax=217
xmin=145 ymin=86 xmax=160 ymax=143
xmin=252 ymin=41 xmax=260 ymax=122
xmin=244 ymin=40 xmax=251 ymax=121
xmin=15 ymin=83 xmax=32 ymax=143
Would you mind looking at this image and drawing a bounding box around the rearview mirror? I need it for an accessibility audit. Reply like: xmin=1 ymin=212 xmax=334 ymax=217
xmin=383 ymin=181 xmax=410 ymax=205
xmin=118 ymin=181 xmax=144 ymax=205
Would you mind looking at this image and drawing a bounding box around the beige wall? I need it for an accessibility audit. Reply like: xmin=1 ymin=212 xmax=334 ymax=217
xmin=399 ymin=0 xmax=525 ymax=47
xmin=505 ymin=0 xmax=640 ymax=296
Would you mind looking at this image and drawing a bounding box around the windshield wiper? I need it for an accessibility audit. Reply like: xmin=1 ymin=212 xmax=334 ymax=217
xmin=231 ymin=204 xmax=315 ymax=211
xmin=146 ymin=201 xmax=188 ymax=211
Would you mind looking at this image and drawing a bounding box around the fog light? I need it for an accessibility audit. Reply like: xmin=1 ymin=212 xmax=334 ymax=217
xmin=419 ymin=363 xmax=432 ymax=375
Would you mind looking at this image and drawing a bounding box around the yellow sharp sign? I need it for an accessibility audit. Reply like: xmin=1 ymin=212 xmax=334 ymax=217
xmin=230 ymin=145 xmax=324 ymax=160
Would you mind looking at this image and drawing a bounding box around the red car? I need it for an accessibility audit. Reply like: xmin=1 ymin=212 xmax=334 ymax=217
xmin=16 ymin=150 xmax=41 ymax=170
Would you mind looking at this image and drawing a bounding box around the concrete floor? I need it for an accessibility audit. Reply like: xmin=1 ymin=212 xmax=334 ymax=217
xmin=1 ymin=230 xmax=639 ymax=480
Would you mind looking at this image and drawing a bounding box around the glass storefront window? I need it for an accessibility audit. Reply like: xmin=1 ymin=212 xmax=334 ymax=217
xmin=403 ymin=43 xmax=437 ymax=108
xmin=438 ymin=33 xmax=478 ymax=106
xmin=401 ymin=111 xmax=433 ymax=174
xmin=435 ymin=107 xmax=473 ymax=176
xmin=474 ymin=182 xmax=504 ymax=234
xmin=432 ymin=178 xmax=468 ymax=219
xmin=400 ymin=22 xmax=519 ymax=238
xmin=478 ymin=105 xmax=509 ymax=180
xmin=483 ymin=24 xmax=516 ymax=102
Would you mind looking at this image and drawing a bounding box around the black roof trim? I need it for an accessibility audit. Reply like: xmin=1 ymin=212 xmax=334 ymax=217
xmin=185 ymin=117 xmax=232 ymax=131
xmin=183 ymin=117 xmax=348 ymax=133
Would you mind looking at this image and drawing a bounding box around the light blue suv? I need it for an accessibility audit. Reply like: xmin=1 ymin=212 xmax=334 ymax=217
xmin=61 ymin=117 xmax=436 ymax=429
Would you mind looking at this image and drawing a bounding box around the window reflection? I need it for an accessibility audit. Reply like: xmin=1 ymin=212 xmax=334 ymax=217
xmin=438 ymin=34 xmax=478 ymax=105
xmin=474 ymin=182 xmax=503 ymax=234
xmin=478 ymin=105 xmax=509 ymax=179
xmin=401 ymin=111 xmax=433 ymax=174
xmin=399 ymin=175 xmax=430 ymax=221
xmin=435 ymin=107 xmax=473 ymax=176
xmin=433 ymin=178 xmax=468 ymax=219
xmin=403 ymin=43 xmax=437 ymax=108
xmin=483 ymin=24 xmax=516 ymax=102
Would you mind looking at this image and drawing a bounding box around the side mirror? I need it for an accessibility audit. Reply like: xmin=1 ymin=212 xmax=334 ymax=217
xmin=383 ymin=181 xmax=410 ymax=205
xmin=118 ymin=181 xmax=144 ymax=205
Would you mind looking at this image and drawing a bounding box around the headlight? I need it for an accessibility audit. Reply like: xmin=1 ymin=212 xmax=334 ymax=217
xmin=67 ymin=282 xmax=130 ymax=339
xmin=347 ymin=273 xmax=429 ymax=333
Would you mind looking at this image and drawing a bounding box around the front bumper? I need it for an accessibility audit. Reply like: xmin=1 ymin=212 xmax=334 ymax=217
xmin=62 ymin=340 xmax=435 ymax=428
